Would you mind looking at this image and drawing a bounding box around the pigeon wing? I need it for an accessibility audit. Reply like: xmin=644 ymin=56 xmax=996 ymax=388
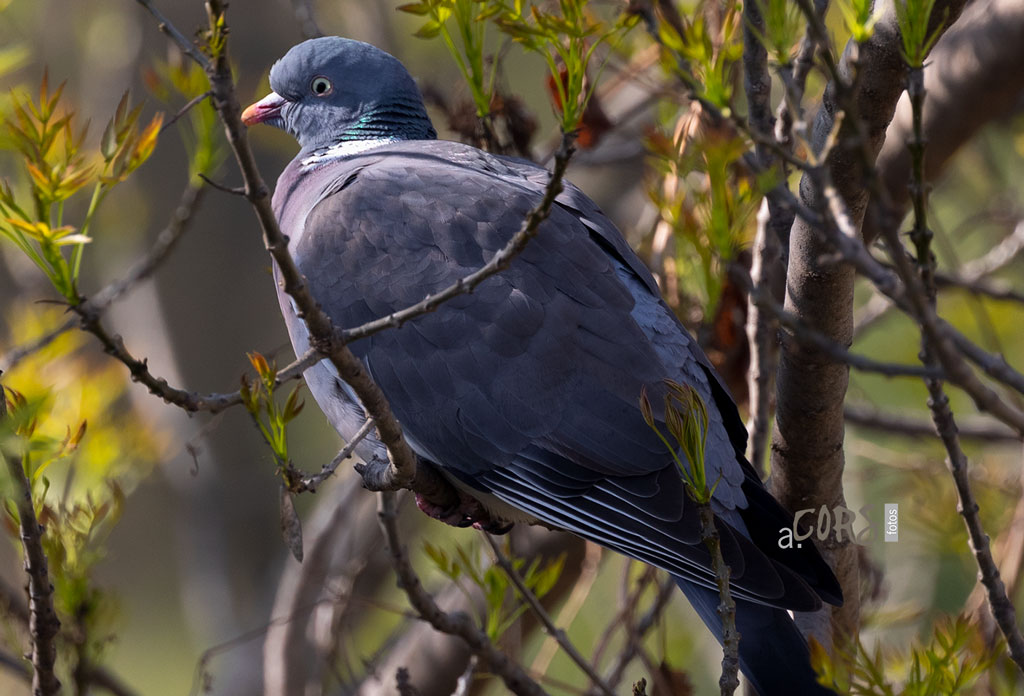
xmin=292 ymin=142 xmax=829 ymax=609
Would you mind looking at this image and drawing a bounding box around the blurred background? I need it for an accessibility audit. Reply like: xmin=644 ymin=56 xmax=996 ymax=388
xmin=1 ymin=0 xmax=1023 ymax=694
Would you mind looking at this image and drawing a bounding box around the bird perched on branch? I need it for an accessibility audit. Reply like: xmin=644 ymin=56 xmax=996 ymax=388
xmin=243 ymin=36 xmax=841 ymax=696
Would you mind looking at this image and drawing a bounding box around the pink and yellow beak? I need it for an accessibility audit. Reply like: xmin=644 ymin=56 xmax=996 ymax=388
xmin=241 ymin=92 xmax=287 ymax=126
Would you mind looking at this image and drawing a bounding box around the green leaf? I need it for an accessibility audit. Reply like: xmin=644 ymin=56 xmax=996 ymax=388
xmin=414 ymin=19 xmax=444 ymax=39
xmin=396 ymin=1 xmax=432 ymax=15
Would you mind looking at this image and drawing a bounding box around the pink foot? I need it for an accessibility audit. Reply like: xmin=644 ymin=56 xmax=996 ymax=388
xmin=414 ymin=491 xmax=514 ymax=535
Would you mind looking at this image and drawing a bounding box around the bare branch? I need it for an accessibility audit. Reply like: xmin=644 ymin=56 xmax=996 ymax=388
xmin=844 ymin=404 xmax=1021 ymax=442
xmin=132 ymin=0 xmax=210 ymax=69
xmin=159 ymin=90 xmax=212 ymax=135
xmin=774 ymin=0 xmax=829 ymax=152
xmin=924 ymin=377 xmax=1024 ymax=673
xmin=855 ymin=218 xmax=1024 ymax=335
xmin=773 ymin=0 xmax=969 ymax=650
xmin=732 ymin=263 xmax=943 ymax=379
xmin=697 ymin=504 xmax=739 ymax=696
xmin=591 ymin=576 xmax=675 ymax=695
xmin=290 ymin=418 xmax=375 ymax=493
xmin=341 ymin=136 xmax=576 ymax=346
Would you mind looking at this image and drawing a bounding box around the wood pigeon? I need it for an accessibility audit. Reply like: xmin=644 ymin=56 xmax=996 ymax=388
xmin=243 ymin=37 xmax=841 ymax=696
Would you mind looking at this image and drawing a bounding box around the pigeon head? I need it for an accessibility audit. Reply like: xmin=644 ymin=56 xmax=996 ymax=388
xmin=242 ymin=37 xmax=436 ymax=149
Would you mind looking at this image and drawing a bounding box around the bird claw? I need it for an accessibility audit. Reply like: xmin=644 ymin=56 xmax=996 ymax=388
xmin=414 ymin=491 xmax=513 ymax=535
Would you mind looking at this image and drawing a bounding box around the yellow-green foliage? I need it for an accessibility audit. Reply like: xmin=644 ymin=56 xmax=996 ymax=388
xmin=423 ymin=537 xmax=564 ymax=642
xmin=1 ymin=304 xmax=166 ymax=664
xmin=811 ymin=616 xmax=998 ymax=695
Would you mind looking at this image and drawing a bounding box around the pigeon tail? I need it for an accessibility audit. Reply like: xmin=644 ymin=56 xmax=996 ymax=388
xmin=674 ymin=577 xmax=837 ymax=696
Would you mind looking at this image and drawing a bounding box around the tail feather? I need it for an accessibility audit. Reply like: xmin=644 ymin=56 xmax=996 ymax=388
xmin=674 ymin=577 xmax=836 ymax=696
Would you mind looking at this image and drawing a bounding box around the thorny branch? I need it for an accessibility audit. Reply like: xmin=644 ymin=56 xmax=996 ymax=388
xmin=0 ymin=388 xmax=61 ymax=696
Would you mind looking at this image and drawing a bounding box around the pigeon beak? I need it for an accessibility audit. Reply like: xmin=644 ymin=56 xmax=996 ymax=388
xmin=242 ymin=92 xmax=287 ymax=127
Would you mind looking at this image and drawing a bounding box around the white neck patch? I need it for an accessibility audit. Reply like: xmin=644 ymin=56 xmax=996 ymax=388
xmin=300 ymin=138 xmax=397 ymax=167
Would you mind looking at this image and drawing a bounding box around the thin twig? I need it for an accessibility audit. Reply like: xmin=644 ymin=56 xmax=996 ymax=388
xmin=483 ymin=534 xmax=614 ymax=696
xmin=935 ymin=273 xmax=1024 ymax=305
xmin=732 ymin=264 xmax=943 ymax=380
xmin=132 ymin=0 xmax=210 ymax=69
xmin=855 ymin=218 xmax=1024 ymax=336
xmin=904 ymin=55 xmax=1024 ymax=676
xmin=197 ymin=172 xmax=246 ymax=196
xmin=1 ymin=183 xmax=204 ymax=373
xmin=159 ymin=90 xmax=212 ymax=135
xmin=594 ymin=576 xmax=675 ymax=695
xmin=807 ymin=175 xmax=1024 ymax=433
xmin=775 ymin=0 xmax=829 ymax=151
xmin=451 ymin=655 xmax=479 ymax=696
xmin=696 ymin=504 xmax=739 ymax=696
xmin=530 ymin=541 xmax=602 ymax=676
xmin=291 ymin=417 xmax=376 ymax=493
xmin=376 ymin=491 xmax=548 ymax=696
xmin=341 ymin=136 xmax=577 ymax=346
xmin=844 ymin=404 xmax=1020 ymax=442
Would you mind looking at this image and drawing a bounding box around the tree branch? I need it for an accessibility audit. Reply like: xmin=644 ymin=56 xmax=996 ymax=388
xmin=772 ymin=0 xmax=968 ymax=649
xmin=844 ymin=404 xmax=1020 ymax=442
xmin=341 ymin=136 xmax=576 ymax=347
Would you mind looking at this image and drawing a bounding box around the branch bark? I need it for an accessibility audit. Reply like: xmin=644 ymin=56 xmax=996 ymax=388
xmin=771 ymin=0 xmax=968 ymax=649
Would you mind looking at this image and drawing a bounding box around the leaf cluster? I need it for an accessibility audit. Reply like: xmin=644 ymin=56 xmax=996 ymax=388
xmin=0 ymin=74 xmax=162 ymax=300
xmin=749 ymin=0 xmax=806 ymax=66
xmin=403 ymin=0 xmax=636 ymax=135
xmin=400 ymin=0 xmax=503 ymax=119
xmin=894 ymin=0 xmax=944 ymax=68
xmin=811 ymin=616 xmax=995 ymax=695
xmin=423 ymin=538 xmax=565 ymax=642
xmin=645 ymin=108 xmax=760 ymax=314
xmin=240 ymin=351 xmax=305 ymax=468
xmin=838 ymin=0 xmax=881 ymax=43
xmin=640 ymin=379 xmax=716 ymax=504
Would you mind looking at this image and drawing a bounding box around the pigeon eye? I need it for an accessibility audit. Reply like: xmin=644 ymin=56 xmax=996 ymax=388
xmin=310 ymin=76 xmax=333 ymax=96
